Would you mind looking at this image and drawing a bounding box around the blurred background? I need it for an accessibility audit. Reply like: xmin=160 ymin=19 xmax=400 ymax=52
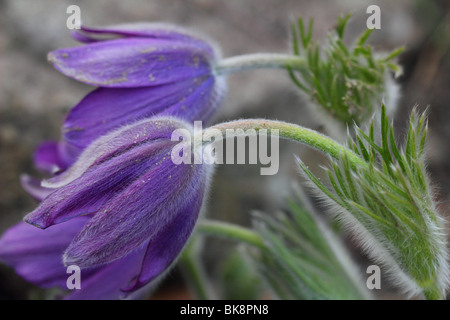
xmin=0 ymin=0 xmax=448 ymax=299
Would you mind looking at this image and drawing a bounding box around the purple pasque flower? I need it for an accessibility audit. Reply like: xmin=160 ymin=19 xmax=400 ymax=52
xmin=0 ymin=116 xmax=214 ymax=298
xmin=48 ymin=23 xmax=227 ymax=150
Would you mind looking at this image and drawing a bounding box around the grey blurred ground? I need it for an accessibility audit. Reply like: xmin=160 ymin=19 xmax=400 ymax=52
xmin=0 ymin=0 xmax=448 ymax=299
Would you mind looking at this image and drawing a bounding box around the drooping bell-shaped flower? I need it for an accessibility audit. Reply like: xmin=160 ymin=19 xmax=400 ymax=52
xmin=0 ymin=116 xmax=214 ymax=298
xmin=48 ymin=23 xmax=227 ymax=150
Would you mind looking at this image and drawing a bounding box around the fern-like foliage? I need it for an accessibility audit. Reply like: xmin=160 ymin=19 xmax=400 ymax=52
xmin=288 ymin=14 xmax=403 ymax=125
xmin=251 ymin=188 xmax=370 ymax=300
xmin=297 ymin=105 xmax=448 ymax=299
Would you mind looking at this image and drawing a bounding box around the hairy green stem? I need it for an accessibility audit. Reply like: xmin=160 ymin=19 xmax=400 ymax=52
xmin=214 ymin=53 xmax=307 ymax=75
xmin=180 ymin=238 xmax=215 ymax=300
xmin=197 ymin=220 xmax=266 ymax=250
xmin=199 ymin=119 xmax=367 ymax=170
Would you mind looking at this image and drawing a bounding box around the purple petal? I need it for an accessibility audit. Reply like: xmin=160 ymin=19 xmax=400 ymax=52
xmin=46 ymin=117 xmax=183 ymax=189
xmin=0 ymin=216 xmax=147 ymax=299
xmin=65 ymin=240 xmax=148 ymax=300
xmin=24 ymin=140 xmax=173 ymax=229
xmin=72 ymin=24 xmax=216 ymax=56
xmin=33 ymin=141 xmax=79 ymax=173
xmin=34 ymin=141 xmax=63 ymax=173
xmin=48 ymin=37 xmax=213 ymax=88
xmin=20 ymin=174 xmax=55 ymax=201
xmin=63 ymin=155 xmax=208 ymax=268
xmin=162 ymin=75 xmax=226 ymax=124
xmin=71 ymin=30 xmax=101 ymax=43
xmin=63 ymin=75 xmax=225 ymax=149
xmin=0 ymin=217 xmax=89 ymax=288
xmin=122 ymin=185 xmax=205 ymax=292
xmin=24 ymin=118 xmax=190 ymax=228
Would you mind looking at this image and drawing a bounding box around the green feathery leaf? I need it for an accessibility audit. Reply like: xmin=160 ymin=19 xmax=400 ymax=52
xmin=250 ymin=187 xmax=371 ymax=300
xmin=297 ymin=105 xmax=449 ymax=299
xmin=289 ymin=14 xmax=404 ymax=125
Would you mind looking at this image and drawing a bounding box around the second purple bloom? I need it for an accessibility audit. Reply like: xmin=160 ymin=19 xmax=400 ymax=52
xmin=48 ymin=23 xmax=227 ymax=150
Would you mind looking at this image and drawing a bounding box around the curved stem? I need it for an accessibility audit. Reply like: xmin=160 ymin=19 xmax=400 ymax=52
xmin=214 ymin=53 xmax=307 ymax=75
xmin=199 ymin=119 xmax=367 ymax=170
xmin=197 ymin=220 xmax=266 ymax=250
xmin=180 ymin=237 xmax=215 ymax=300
